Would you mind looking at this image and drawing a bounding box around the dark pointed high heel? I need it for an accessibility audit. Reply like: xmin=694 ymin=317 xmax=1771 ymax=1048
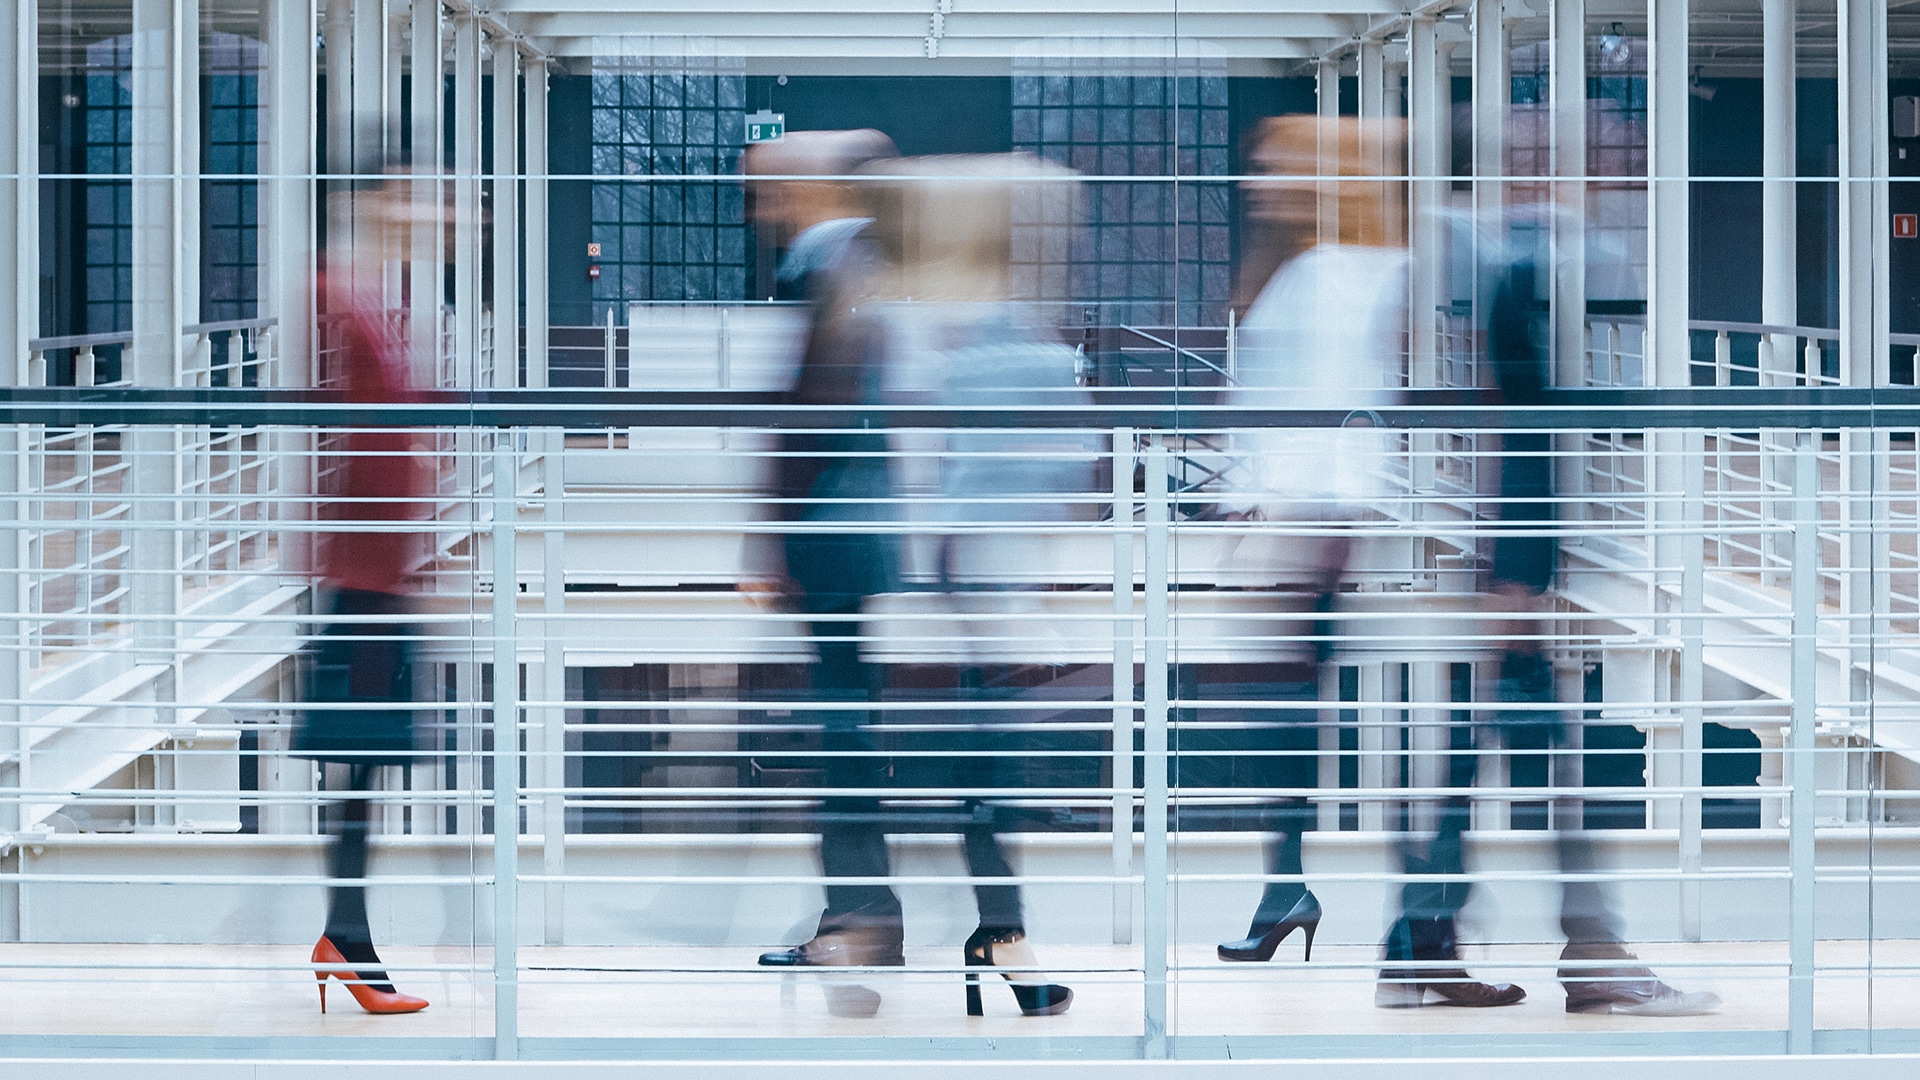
xmin=1217 ymin=890 xmax=1322 ymax=962
xmin=963 ymin=927 xmax=1072 ymax=1017
xmin=313 ymin=935 xmax=429 ymax=1015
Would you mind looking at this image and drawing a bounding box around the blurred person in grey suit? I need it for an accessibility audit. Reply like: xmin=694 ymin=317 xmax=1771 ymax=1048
xmin=746 ymin=131 xmax=906 ymax=1016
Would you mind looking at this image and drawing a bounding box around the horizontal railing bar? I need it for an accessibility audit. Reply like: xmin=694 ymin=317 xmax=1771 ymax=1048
xmin=181 ymin=317 xmax=280 ymax=336
xmin=6 ymin=387 xmax=1920 ymax=428
xmin=1687 ymin=319 xmax=1843 ymax=341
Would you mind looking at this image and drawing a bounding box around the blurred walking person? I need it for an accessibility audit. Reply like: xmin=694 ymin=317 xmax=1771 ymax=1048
xmin=1376 ymin=217 xmax=1719 ymax=1015
xmin=745 ymin=131 xmax=907 ymax=1017
xmin=1210 ymin=115 xmax=1408 ymax=975
xmin=863 ymin=154 xmax=1083 ymax=1016
xmin=294 ymin=176 xmax=437 ymax=1016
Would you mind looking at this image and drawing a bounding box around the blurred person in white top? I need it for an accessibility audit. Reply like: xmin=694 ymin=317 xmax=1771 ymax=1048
xmin=1205 ymin=118 xmax=1514 ymax=1006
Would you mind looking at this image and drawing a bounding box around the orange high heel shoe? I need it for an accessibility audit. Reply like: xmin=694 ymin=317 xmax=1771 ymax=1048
xmin=312 ymin=936 xmax=430 ymax=1015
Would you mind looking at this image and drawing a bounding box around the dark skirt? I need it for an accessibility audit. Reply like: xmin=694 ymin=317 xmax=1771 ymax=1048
xmin=292 ymin=589 xmax=420 ymax=765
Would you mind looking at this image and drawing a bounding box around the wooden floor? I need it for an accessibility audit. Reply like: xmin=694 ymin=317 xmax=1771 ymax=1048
xmin=0 ymin=941 xmax=1916 ymax=1042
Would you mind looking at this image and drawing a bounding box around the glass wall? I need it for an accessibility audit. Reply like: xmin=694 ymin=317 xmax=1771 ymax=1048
xmin=2 ymin=0 xmax=1919 ymax=1063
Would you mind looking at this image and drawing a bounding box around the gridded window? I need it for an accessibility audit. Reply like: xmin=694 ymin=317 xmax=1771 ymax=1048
xmin=202 ymin=33 xmax=261 ymax=324
xmin=83 ymin=36 xmax=134 ymax=335
xmin=1012 ymin=60 xmax=1231 ymax=327
xmin=1504 ymin=34 xmax=1649 ymax=308
xmin=589 ymin=57 xmax=749 ymax=319
xmin=1587 ymin=32 xmax=1649 ymax=179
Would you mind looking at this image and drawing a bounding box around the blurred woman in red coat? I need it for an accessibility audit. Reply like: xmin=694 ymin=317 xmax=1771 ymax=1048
xmin=294 ymin=177 xmax=437 ymax=1015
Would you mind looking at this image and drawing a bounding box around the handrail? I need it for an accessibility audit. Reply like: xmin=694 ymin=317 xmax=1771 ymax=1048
xmin=29 ymin=318 xmax=279 ymax=354
xmin=1117 ymin=324 xmax=1235 ymax=384
xmin=1 ymin=386 xmax=1918 ymax=430
xmin=27 ymin=330 xmax=134 ymax=352
xmin=183 ymin=316 xmax=279 ymax=336
xmin=1584 ymin=312 xmax=1848 ymax=344
xmin=1689 ymin=318 xmax=1841 ymax=342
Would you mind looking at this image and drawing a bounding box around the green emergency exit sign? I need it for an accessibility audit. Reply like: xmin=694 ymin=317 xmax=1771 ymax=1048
xmin=745 ymin=110 xmax=785 ymax=144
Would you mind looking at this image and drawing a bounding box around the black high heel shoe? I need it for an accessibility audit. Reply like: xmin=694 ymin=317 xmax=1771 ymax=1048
xmin=963 ymin=927 xmax=1073 ymax=1017
xmin=1217 ymin=890 xmax=1321 ymax=962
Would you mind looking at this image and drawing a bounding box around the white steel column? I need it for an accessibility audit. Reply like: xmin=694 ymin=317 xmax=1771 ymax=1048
xmin=452 ymin=15 xmax=481 ymax=389
xmin=1141 ymin=443 xmax=1170 ymax=1059
xmin=1549 ymin=0 xmax=1586 ymax=388
xmin=1111 ymin=430 xmax=1135 ymax=944
xmin=351 ymin=0 xmax=386 ymax=166
xmin=131 ymin=0 xmax=194 ymax=386
xmin=527 ymin=54 xmax=562 ymax=942
xmin=1407 ymin=17 xmax=1447 ymax=395
xmin=1471 ymin=0 xmax=1508 ymax=230
xmin=409 ymin=0 xmax=443 ymax=384
xmin=1787 ymin=438 xmax=1818 ymax=1052
xmin=1838 ymin=0 xmax=1890 ymax=388
xmin=539 ymin=433 xmax=566 ymax=943
xmin=1646 ymin=0 xmax=1688 ymax=389
xmin=1357 ymin=39 xmax=1389 ymax=255
xmin=492 ymin=42 xmax=520 ymax=389
xmin=0 ymin=2 xmax=36 ymax=915
xmin=1838 ymin=0 xmax=1889 ymax=709
xmin=1 ymin=0 xmax=35 ymax=390
xmin=130 ymin=0 xmax=194 ymax=673
xmin=491 ymin=445 xmax=521 ymax=1059
xmin=1316 ymin=57 xmax=1341 ymax=245
xmin=0 ymin=0 xmax=32 ymax=387
xmin=1646 ymin=0 xmax=1704 ymax=945
xmin=1407 ymin=17 xmax=1451 ymax=511
xmin=386 ymin=8 xmax=405 ymax=220
xmin=524 ymin=59 xmax=550 ymax=389
xmin=324 ymin=0 xmax=353 ymax=278
xmin=1760 ymin=0 xmax=1796 ymax=381
xmin=1408 ymin=663 xmax=1445 ymax=833
xmin=260 ymin=0 xmax=319 ymax=834
xmin=265 ymin=0 xmax=317 ymax=390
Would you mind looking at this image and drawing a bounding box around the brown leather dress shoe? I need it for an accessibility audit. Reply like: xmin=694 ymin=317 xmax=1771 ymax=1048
xmin=1376 ymin=968 xmax=1528 ymax=1008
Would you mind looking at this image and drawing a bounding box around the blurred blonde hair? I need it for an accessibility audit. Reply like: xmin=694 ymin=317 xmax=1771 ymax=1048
xmin=858 ymin=153 xmax=1080 ymax=303
xmin=1249 ymin=114 xmax=1406 ymax=248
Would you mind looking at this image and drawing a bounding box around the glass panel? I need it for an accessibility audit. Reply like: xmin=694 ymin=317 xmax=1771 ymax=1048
xmin=2 ymin=0 xmax=1915 ymax=1065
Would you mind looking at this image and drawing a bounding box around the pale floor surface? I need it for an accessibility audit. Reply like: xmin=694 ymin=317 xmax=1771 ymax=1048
xmin=1 ymin=941 xmax=1917 ymax=1041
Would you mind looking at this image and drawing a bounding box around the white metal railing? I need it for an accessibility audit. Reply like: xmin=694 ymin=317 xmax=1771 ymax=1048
xmin=4 ymin=362 xmax=1920 ymax=1058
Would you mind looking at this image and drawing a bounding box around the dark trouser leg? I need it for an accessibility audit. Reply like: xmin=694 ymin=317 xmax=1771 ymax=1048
xmin=1215 ymin=682 xmax=1317 ymax=936
xmin=1388 ymin=678 xmax=1482 ymax=958
xmin=1557 ymin=795 xmax=1626 ymax=947
xmin=324 ymin=763 xmax=395 ymax=990
xmin=1248 ymin=799 xmax=1311 ymax=925
xmin=814 ymin=628 xmax=900 ymax=922
xmin=962 ymin=802 xmax=1025 ymax=931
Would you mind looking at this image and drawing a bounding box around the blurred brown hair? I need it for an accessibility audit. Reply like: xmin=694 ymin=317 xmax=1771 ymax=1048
xmin=1248 ymin=114 xmax=1406 ymax=247
xmin=1233 ymin=114 xmax=1405 ymax=309
xmin=858 ymin=153 xmax=1079 ymax=303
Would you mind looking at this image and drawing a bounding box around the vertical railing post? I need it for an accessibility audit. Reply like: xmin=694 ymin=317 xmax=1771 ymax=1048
xmin=491 ymin=443 xmax=520 ymax=1059
xmin=1111 ymin=428 xmax=1135 ymax=945
xmin=1141 ymin=440 xmax=1170 ymax=1059
xmin=1224 ymin=308 xmax=1237 ymax=383
xmin=1679 ymin=428 xmax=1706 ymax=939
xmin=603 ymin=306 xmax=617 ymax=389
xmin=541 ymin=431 xmax=567 ymax=945
xmin=191 ymin=334 xmax=212 ymax=388
xmin=1787 ymin=433 xmax=1817 ymax=1053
